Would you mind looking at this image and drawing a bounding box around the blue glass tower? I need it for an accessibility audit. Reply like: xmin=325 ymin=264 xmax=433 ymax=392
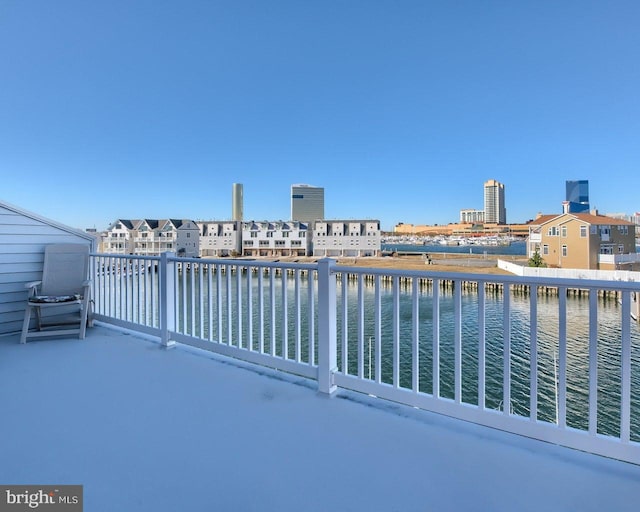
xmin=565 ymin=180 xmax=590 ymax=213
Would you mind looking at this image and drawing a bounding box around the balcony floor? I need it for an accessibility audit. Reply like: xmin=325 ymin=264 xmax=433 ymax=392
xmin=1 ymin=325 xmax=639 ymax=512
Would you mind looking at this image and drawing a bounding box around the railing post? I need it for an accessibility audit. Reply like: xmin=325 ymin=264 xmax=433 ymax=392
xmin=317 ymin=258 xmax=337 ymax=394
xmin=159 ymin=251 xmax=176 ymax=348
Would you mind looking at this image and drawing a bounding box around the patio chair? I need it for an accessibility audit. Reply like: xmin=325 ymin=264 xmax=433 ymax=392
xmin=20 ymin=244 xmax=92 ymax=343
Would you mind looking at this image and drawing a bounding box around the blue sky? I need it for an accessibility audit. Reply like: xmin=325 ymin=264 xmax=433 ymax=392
xmin=1 ymin=0 xmax=638 ymax=231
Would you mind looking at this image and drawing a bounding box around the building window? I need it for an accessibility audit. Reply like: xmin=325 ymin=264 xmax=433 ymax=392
xmin=580 ymin=226 xmax=587 ymax=237
xmin=275 ymin=240 xmax=285 ymax=247
xmin=282 ymin=231 xmax=289 ymax=238
xmin=561 ymin=226 xmax=567 ymax=237
xmin=299 ymin=232 xmax=306 ymax=238
xmin=619 ymin=245 xmax=625 ymax=253
xmin=259 ymin=240 xmax=269 ymax=246
xmin=542 ymin=245 xmax=549 ymax=255
xmin=548 ymin=226 xmax=558 ymax=236
xmin=266 ymin=231 xmax=273 ymax=238
xmin=250 ymin=232 xmax=257 ymax=238
xmin=562 ymin=245 xmax=567 ymax=257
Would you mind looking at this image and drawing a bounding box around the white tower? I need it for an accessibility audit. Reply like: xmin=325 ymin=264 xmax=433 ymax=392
xmin=232 ymin=183 xmax=243 ymax=221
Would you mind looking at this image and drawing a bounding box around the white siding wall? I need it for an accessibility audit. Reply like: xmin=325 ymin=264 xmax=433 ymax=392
xmin=0 ymin=204 xmax=94 ymax=335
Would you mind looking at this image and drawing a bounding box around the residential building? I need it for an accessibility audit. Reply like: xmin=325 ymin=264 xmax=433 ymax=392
xmin=199 ymin=220 xmax=242 ymax=257
xmin=459 ymin=209 xmax=485 ymax=224
xmin=484 ymin=179 xmax=506 ymax=224
xmin=291 ymin=184 xmax=324 ymax=223
xmin=104 ymin=219 xmax=199 ymax=257
xmin=565 ymin=180 xmax=590 ymax=213
xmin=104 ymin=219 xmax=136 ymax=254
xmin=527 ymin=212 xmax=639 ymax=270
xmin=313 ymin=220 xmax=381 ymax=257
xmin=175 ymin=220 xmax=200 ymax=258
xmin=241 ymin=221 xmax=310 ymax=257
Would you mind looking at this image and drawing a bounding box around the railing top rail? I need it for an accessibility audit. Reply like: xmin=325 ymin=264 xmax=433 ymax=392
xmin=167 ymin=255 xmax=319 ymax=272
xmin=334 ymin=264 xmax=640 ymax=291
xmin=91 ymin=253 xmax=161 ymax=261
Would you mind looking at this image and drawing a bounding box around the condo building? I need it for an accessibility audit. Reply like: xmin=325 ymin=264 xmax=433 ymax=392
xmin=199 ymin=221 xmax=242 ymax=257
xmin=241 ymin=221 xmax=310 ymax=257
xmin=103 ymin=219 xmax=200 ymax=257
xmin=484 ymin=179 xmax=506 ymax=224
xmin=312 ymin=220 xmax=381 ymax=257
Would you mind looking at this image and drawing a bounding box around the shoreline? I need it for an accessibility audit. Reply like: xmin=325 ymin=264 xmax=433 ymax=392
xmin=269 ymin=253 xmax=527 ymax=275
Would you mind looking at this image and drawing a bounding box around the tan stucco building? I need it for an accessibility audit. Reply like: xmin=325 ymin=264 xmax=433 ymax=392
xmin=527 ymin=213 xmax=639 ymax=270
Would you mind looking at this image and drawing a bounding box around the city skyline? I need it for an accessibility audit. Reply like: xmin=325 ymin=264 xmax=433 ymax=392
xmin=1 ymin=1 xmax=638 ymax=231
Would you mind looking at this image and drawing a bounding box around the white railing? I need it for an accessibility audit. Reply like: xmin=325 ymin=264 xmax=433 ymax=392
xmin=90 ymin=253 xmax=640 ymax=465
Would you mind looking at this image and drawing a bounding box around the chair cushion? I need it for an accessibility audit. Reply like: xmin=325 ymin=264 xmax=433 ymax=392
xmin=29 ymin=294 xmax=82 ymax=303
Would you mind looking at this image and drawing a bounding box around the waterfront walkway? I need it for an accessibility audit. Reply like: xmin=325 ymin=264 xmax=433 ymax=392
xmin=1 ymin=325 xmax=639 ymax=511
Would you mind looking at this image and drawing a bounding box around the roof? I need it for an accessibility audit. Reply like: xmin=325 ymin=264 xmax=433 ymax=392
xmin=529 ymin=213 xmax=635 ymax=227
xmin=2 ymin=325 xmax=639 ymax=511
xmin=0 ymin=198 xmax=96 ymax=243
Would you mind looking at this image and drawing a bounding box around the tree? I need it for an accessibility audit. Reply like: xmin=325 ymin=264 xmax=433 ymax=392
xmin=528 ymin=249 xmax=546 ymax=268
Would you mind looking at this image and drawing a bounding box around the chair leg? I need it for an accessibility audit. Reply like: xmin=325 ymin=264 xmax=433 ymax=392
xmin=20 ymin=305 xmax=32 ymax=344
xmin=79 ymin=300 xmax=89 ymax=340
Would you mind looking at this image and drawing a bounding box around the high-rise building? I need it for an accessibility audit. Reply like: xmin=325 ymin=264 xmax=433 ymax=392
xmin=291 ymin=184 xmax=324 ymax=222
xmin=565 ymin=180 xmax=589 ymax=213
xmin=483 ymin=179 xmax=506 ymax=224
xmin=232 ymin=183 xmax=243 ymax=221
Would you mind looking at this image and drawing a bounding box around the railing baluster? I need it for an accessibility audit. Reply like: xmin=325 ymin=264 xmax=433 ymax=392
xmin=433 ymin=279 xmax=440 ymax=398
xmin=226 ymin=264 xmax=232 ymax=345
xmin=198 ymin=263 xmax=204 ymax=338
xmin=478 ymin=281 xmax=486 ymax=410
xmin=529 ymin=285 xmax=538 ymax=421
xmin=374 ymin=274 xmax=381 ymax=384
xmin=357 ymin=274 xmax=364 ymax=379
xmin=411 ymin=277 xmax=419 ymax=393
xmin=294 ymin=269 xmax=301 ymax=362
xmin=621 ymin=290 xmax=631 ymax=443
xmin=341 ymin=274 xmax=348 ymax=374
xmin=207 ymin=263 xmax=213 ymax=341
xmin=247 ymin=266 xmax=253 ymax=351
xmin=258 ymin=269 xmax=264 ymax=353
xmin=308 ymin=270 xmax=315 ymax=366
xmin=454 ymin=279 xmax=462 ymax=403
xmin=588 ymin=289 xmax=598 ymax=435
xmin=558 ymin=287 xmax=567 ymax=427
xmin=393 ymin=275 xmax=400 ymax=388
xmin=269 ymin=269 xmax=275 ymax=356
xmin=281 ymin=269 xmax=287 ymax=359
xmin=216 ymin=264 xmax=222 ymax=343
xmin=502 ymin=283 xmax=511 ymax=415
xmin=237 ymin=265 xmax=243 ymax=349
xmin=190 ymin=262 xmax=196 ymax=335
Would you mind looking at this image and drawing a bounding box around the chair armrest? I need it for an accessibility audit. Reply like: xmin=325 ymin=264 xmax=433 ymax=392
xmin=24 ymin=281 xmax=42 ymax=296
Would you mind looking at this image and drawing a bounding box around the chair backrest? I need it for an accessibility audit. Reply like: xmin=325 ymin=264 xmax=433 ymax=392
xmin=40 ymin=244 xmax=90 ymax=296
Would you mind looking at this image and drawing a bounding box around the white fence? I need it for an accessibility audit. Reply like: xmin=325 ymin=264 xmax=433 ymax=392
xmin=91 ymin=253 xmax=640 ymax=465
xmin=498 ymin=259 xmax=640 ymax=281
